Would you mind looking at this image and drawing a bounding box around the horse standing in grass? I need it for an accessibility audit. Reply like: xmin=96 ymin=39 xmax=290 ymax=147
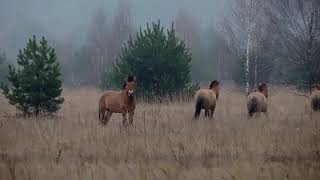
xmin=311 ymin=84 xmax=320 ymax=112
xmin=247 ymin=83 xmax=268 ymax=117
xmin=194 ymin=80 xmax=220 ymax=119
xmin=98 ymin=76 xmax=136 ymax=126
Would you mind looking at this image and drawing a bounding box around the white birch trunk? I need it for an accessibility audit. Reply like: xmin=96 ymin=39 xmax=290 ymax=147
xmin=254 ymin=52 xmax=257 ymax=87
xmin=245 ymin=30 xmax=251 ymax=94
xmin=218 ymin=53 xmax=221 ymax=80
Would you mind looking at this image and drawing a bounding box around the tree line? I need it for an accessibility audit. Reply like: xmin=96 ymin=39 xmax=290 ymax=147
xmin=0 ymin=0 xmax=319 ymax=115
xmin=0 ymin=21 xmax=195 ymax=115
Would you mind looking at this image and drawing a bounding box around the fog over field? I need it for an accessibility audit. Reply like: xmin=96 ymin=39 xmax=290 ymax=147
xmin=2 ymin=0 xmax=318 ymax=88
xmin=0 ymin=0 xmax=227 ymax=58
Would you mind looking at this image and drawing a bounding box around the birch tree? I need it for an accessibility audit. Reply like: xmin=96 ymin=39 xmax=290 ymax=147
xmin=223 ymin=0 xmax=265 ymax=93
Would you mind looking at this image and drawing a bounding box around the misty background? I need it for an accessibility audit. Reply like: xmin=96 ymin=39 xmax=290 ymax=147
xmin=0 ymin=0 xmax=227 ymax=56
xmin=1 ymin=0 xmax=319 ymax=91
xmin=0 ymin=0 xmax=232 ymax=85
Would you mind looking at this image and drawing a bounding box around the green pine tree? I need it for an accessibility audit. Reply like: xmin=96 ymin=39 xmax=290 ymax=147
xmin=1 ymin=36 xmax=64 ymax=115
xmin=103 ymin=21 xmax=197 ymax=98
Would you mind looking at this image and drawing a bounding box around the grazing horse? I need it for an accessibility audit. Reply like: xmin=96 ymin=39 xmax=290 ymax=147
xmin=98 ymin=76 xmax=136 ymax=126
xmin=247 ymin=83 xmax=268 ymax=117
xmin=311 ymin=84 xmax=320 ymax=112
xmin=194 ymin=80 xmax=220 ymax=119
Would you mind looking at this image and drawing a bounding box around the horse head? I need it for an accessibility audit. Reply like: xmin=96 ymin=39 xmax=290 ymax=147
xmin=123 ymin=76 xmax=135 ymax=101
xmin=209 ymin=80 xmax=220 ymax=99
xmin=258 ymin=83 xmax=268 ymax=98
xmin=312 ymin=84 xmax=320 ymax=91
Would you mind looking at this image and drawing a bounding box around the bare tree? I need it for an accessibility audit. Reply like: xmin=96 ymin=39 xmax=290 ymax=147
xmin=222 ymin=0 xmax=265 ymax=93
xmin=250 ymin=2 xmax=280 ymax=87
xmin=174 ymin=9 xmax=199 ymax=49
xmin=109 ymin=0 xmax=133 ymax=63
xmin=76 ymin=1 xmax=133 ymax=87
xmin=270 ymin=0 xmax=320 ymax=91
xmin=88 ymin=8 xmax=110 ymax=85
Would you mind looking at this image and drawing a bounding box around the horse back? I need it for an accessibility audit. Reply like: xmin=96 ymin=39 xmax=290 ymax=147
xmin=247 ymin=92 xmax=267 ymax=112
xmin=195 ymin=89 xmax=216 ymax=108
xmin=100 ymin=90 xmax=136 ymax=113
xmin=99 ymin=91 xmax=123 ymax=112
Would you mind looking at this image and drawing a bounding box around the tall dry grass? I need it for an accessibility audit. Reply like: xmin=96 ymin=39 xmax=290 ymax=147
xmin=0 ymin=86 xmax=319 ymax=180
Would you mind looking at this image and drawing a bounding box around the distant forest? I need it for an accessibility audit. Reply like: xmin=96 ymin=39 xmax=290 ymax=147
xmin=0 ymin=0 xmax=319 ymax=92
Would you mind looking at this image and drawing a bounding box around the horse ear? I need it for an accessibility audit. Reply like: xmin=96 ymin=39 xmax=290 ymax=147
xmin=122 ymin=82 xmax=127 ymax=89
xmin=209 ymin=80 xmax=219 ymax=89
xmin=127 ymin=75 xmax=135 ymax=82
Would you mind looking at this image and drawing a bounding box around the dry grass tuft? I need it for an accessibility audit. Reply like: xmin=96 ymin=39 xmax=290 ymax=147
xmin=0 ymin=86 xmax=320 ymax=180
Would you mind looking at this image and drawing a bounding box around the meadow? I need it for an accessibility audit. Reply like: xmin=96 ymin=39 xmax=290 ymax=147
xmin=0 ymin=85 xmax=319 ymax=180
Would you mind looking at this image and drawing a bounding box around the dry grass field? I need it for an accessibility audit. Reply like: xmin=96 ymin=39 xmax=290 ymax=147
xmin=0 ymin=85 xmax=320 ymax=180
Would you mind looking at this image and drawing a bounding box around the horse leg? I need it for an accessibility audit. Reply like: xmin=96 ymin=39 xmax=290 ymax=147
xmin=204 ymin=109 xmax=209 ymax=118
xmin=104 ymin=110 xmax=112 ymax=125
xmin=210 ymin=107 xmax=215 ymax=119
xmin=263 ymin=111 xmax=269 ymax=120
xmin=99 ymin=108 xmax=106 ymax=124
xmin=122 ymin=112 xmax=128 ymax=126
xmin=129 ymin=111 xmax=134 ymax=125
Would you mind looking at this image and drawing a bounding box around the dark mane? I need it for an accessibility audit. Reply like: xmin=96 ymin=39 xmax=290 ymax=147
xmin=209 ymin=80 xmax=219 ymax=89
xmin=258 ymin=83 xmax=267 ymax=92
xmin=127 ymin=75 xmax=134 ymax=82
xmin=123 ymin=75 xmax=135 ymax=89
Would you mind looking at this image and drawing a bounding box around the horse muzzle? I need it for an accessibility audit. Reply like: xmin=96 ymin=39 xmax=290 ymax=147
xmin=128 ymin=90 xmax=134 ymax=99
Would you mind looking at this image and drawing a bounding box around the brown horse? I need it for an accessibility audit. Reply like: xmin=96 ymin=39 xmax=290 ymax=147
xmin=194 ymin=80 xmax=220 ymax=119
xmin=247 ymin=83 xmax=268 ymax=117
xmin=98 ymin=76 xmax=136 ymax=126
xmin=311 ymin=84 xmax=320 ymax=112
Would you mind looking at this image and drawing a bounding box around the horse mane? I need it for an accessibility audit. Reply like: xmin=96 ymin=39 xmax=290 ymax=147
xmin=127 ymin=75 xmax=134 ymax=82
xmin=258 ymin=83 xmax=267 ymax=92
xmin=209 ymin=80 xmax=219 ymax=89
xmin=122 ymin=75 xmax=135 ymax=89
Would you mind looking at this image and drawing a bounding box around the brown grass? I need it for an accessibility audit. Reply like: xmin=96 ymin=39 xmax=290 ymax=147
xmin=0 ymin=86 xmax=320 ymax=180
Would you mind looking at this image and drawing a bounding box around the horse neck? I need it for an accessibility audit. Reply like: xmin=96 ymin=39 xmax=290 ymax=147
xmin=209 ymin=88 xmax=219 ymax=99
xmin=257 ymin=90 xmax=267 ymax=98
xmin=209 ymin=87 xmax=217 ymax=94
xmin=121 ymin=90 xmax=135 ymax=105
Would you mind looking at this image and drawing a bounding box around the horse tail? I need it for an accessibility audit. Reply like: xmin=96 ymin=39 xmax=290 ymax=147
xmin=248 ymin=96 xmax=258 ymax=117
xmin=98 ymin=94 xmax=106 ymax=120
xmin=194 ymin=96 xmax=204 ymax=119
